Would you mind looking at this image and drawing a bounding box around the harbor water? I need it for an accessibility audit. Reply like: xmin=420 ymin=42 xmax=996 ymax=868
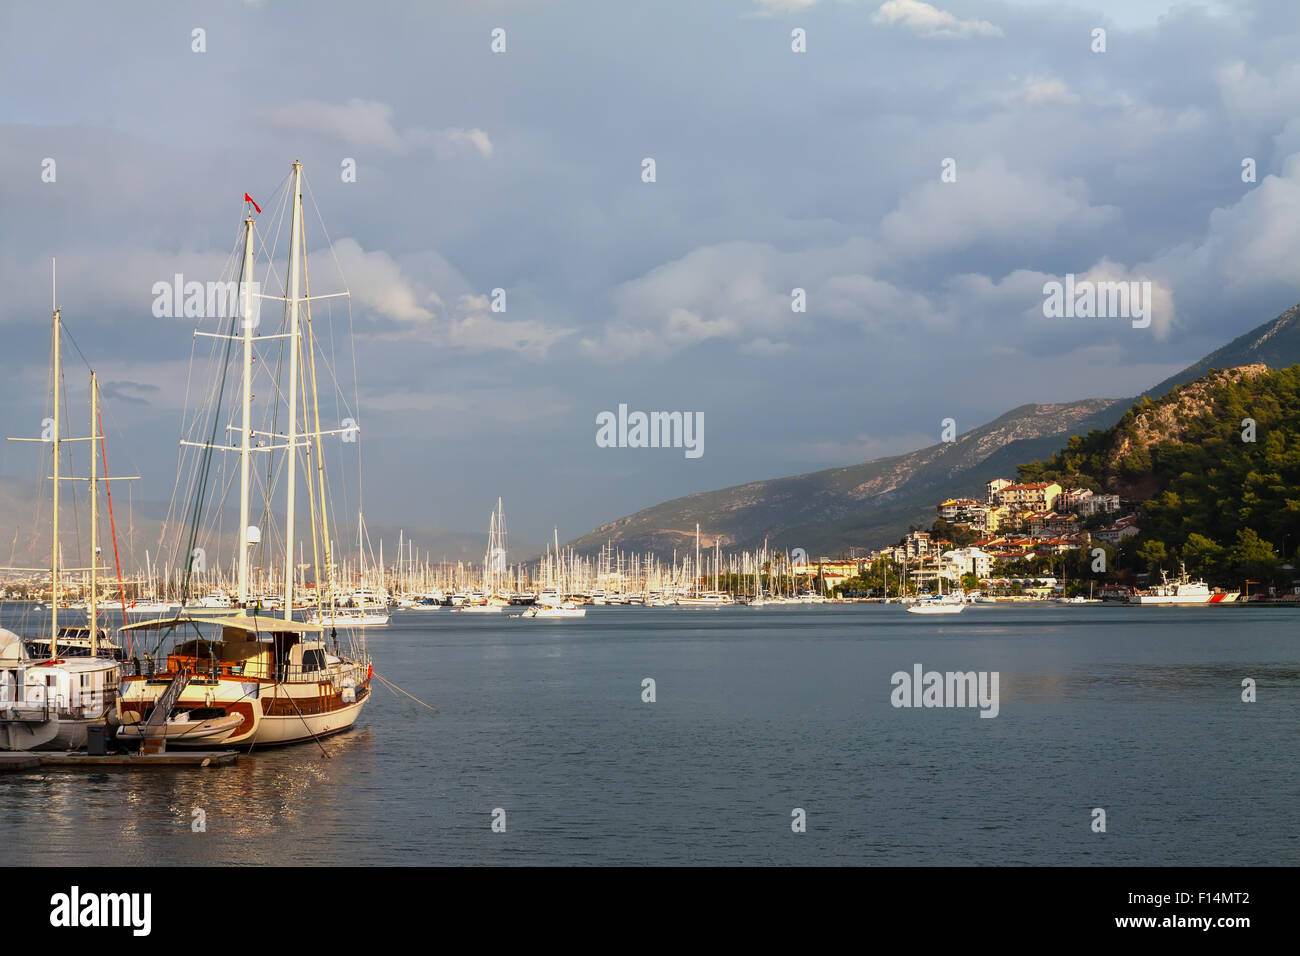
xmin=1 ymin=603 xmax=1296 ymax=866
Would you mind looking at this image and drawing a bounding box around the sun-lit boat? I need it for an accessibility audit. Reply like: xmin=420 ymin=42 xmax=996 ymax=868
xmin=116 ymin=162 xmax=373 ymax=748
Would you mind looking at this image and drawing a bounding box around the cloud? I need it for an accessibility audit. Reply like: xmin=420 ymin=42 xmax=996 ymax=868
xmin=260 ymin=98 xmax=408 ymax=151
xmin=752 ymin=0 xmax=826 ymax=13
xmin=1215 ymin=61 xmax=1300 ymax=136
xmin=259 ymin=99 xmax=492 ymax=158
xmin=444 ymin=294 xmax=575 ymax=355
xmin=434 ymin=127 xmax=494 ymax=159
xmin=583 ymin=241 xmax=794 ymax=359
xmin=740 ymin=337 xmax=794 ymax=355
xmin=872 ymin=0 xmax=1003 ymax=38
xmin=1148 ymin=153 xmax=1300 ymax=293
xmin=1019 ymin=77 xmax=1079 ymax=106
xmin=879 ymin=157 xmax=1118 ymax=256
xmin=308 ymin=244 xmax=573 ymax=353
xmin=100 ymin=380 xmax=161 ymax=406
xmin=311 ymin=238 xmax=434 ymax=322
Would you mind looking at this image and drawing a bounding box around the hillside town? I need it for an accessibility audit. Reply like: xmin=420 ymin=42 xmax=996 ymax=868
xmin=859 ymin=479 xmax=1132 ymax=597
xmin=785 ymin=479 xmax=1141 ymax=599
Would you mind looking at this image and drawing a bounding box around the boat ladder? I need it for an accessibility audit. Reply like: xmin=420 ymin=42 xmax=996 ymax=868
xmin=140 ymin=670 xmax=191 ymax=754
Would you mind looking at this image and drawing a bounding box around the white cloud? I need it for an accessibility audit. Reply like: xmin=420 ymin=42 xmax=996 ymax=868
xmin=751 ymin=0 xmax=826 ymax=14
xmin=260 ymin=98 xmax=407 ymax=151
xmin=304 ymin=244 xmax=571 ymax=353
xmin=872 ymin=0 xmax=1003 ymax=38
xmin=311 ymin=238 xmax=434 ymax=322
xmin=445 ymin=294 xmax=574 ymax=355
xmin=1216 ymin=61 xmax=1300 ymax=136
xmin=434 ymin=127 xmax=494 ymax=159
xmin=582 ymin=241 xmax=793 ymax=359
xmin=879 ymin=157 xmax=1118 ymax=256
xmin=1170 ymin=153 xmax=1300 ymax=290
xmin=1020 ymin=77 xmax=1079 ymax=106
xmin=259 ymin=99 xmax=492 ymax=159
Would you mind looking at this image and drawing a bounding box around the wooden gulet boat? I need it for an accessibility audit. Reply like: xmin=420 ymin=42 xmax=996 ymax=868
xmin=116 ymin=161 xmax=372 ymax=749
xmin=117 ymin=615 xmax=369 ymax=747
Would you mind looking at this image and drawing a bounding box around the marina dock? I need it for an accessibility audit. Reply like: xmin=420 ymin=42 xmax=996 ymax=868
xmin=4 ymin=751 xmax=238 ymax=769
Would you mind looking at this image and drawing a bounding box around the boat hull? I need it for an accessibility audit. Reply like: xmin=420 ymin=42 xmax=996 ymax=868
xmin=906 ymin=603 xmax=965 ymax=614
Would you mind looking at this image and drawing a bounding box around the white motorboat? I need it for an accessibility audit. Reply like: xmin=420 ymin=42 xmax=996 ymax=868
xmin=519 ymin=602 xmax=586 ymax=618
xmin=906 ymin=599 xmax=965 ymax=614
xmin=116 ymin=709 xmax=246 ymax=746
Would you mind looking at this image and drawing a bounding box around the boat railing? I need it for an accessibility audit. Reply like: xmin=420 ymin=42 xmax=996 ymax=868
xmin=4 ymin=684 xmax=59 ymax=721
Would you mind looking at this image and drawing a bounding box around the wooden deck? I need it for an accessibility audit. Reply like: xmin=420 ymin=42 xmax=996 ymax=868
xmin=35 ymin=751 xmax=238 ymax=768
xmin=0 ymin=753 xmax=40 ymax=771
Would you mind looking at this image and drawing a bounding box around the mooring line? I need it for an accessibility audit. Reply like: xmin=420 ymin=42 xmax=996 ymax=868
xmin=373 ymin=672 xmax=438 ymax=713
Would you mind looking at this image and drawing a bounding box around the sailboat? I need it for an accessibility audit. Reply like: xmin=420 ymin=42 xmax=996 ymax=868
xmin=675 ymin=524 xmax=734 ymax=606
xmin=1 ymin=271 xmax=124 ymax=750
xmin=905 ymin=564 xmax=965 ymax=615
xmin=306 ymin=514 xmax=390 ymax=626
xmin=117 ymin=162 xmax=373 ymax=748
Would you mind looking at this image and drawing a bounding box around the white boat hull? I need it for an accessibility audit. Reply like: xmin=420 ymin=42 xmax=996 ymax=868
xmin=117 ymin=712 xmax=245 ymax=746
xmin=906 ymin=602 xmax=965 ymax=614
xmin=1130 ymin=592 xmax=1238 ymax=605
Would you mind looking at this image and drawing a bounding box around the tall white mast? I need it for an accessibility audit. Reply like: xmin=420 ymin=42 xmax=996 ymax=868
xmin=238 ymin=214 xmax=255 ymax=607
xmin=89 ymin=372 xmax=99 ymax=655
xmin=282 ymin=160 xmax=303 ymax=621
xmin=695 ymin=523 xmax=701 ymax=597
xmin=49 ymin=266 xmax=61 ymax=657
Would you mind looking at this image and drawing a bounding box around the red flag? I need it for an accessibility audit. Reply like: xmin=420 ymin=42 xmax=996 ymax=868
xmin=243 ymin=192 xmax=262 ymax=214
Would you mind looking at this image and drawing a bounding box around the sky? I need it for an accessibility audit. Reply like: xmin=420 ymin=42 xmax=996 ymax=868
xmin=2 ymin=0 xmax=1299 ymax=562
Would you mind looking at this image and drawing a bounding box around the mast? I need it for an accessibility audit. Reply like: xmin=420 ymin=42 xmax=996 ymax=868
xmin=237 ymin=214 xmax=255 ymax=606
xmin=695 ymin=523 xmax=700 ymax=597
xmin=89 ymin=372 xmax=99 ymax=654
xmin=282 ymin=160 xmax=303 ymax=621
xmin=302 ymin=230 xmax=335 ymax=622
xmin=50 ymin=273 xmax=61 ymax=657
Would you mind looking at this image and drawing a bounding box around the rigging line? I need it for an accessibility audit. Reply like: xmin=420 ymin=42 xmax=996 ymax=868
xmin=276 ymin=682 xmax=331 ymax=758
xmin=175 ymin=247 xmax=246 ymax=612
xmin=97 ymin=405 xmax=133 ymax=656
xmin=57 ymin=342 xmax=87 ymax=588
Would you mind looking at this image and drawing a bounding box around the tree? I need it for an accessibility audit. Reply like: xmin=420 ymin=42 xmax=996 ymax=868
xmin=1228 ymin=528 xmax=1279 ymax=584
xmin=1137 ymin=539 xmax=1168 ymax=574
xmin=1182 ymin=533 xmax=1224 ymax=578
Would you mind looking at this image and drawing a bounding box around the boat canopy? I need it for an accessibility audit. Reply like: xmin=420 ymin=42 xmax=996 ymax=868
xmin=119 ymin=614 xmax=324 ymax=636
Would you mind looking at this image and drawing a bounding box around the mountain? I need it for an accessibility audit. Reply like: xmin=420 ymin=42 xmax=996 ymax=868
xmin=566 ymin=399 xmax=1119 ymax=558
xmin=1141 ymin=303 xmax=1300 ymax=399
xmin=1016 ymin=363 xmax=1297 ymax=582
xmin=568 ymin=300 xmax=1300 ymax=560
